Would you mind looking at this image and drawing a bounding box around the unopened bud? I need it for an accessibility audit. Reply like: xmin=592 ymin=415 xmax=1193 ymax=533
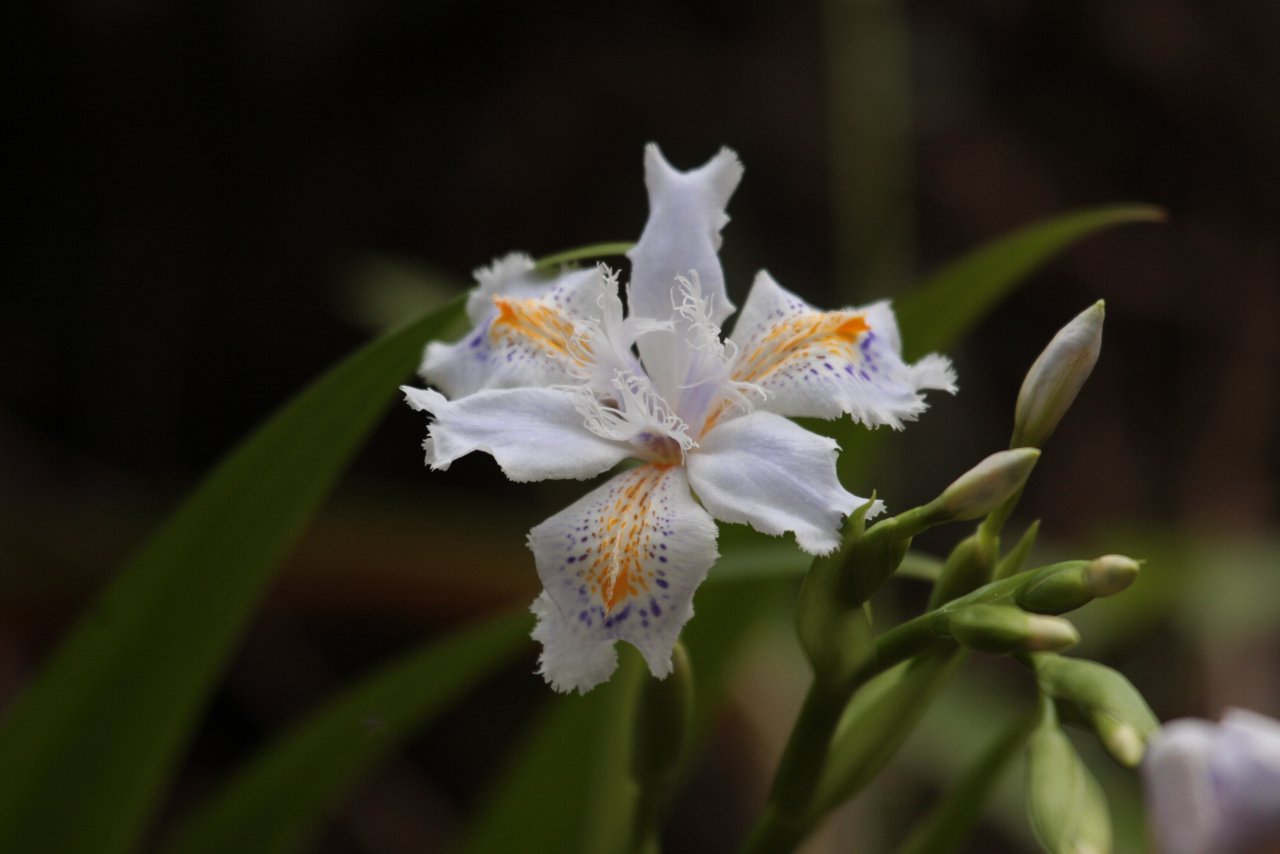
xmin=1094 ymin=715 xmax=1145 ymax=768
xmin=1013 ymin=301 xmax=1104 ymax=448
xmin=1016 ymin=555 xmax=1139 ymax=614
xmin=946 ymin=605 xmax=1079 ymax=653
xmin=1027 ymin=702 xmax=1113 ymax=854
xmin=938 ymin=448 xmax=1041 ymax=523
xmin=1082 ymin=554 xmax=1141 ymax=597
xmin=1031 ymin=655 xmax=1159 ymax=767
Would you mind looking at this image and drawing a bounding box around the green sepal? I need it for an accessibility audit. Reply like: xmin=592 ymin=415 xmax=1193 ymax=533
xmin=944 ymin=605 xmax=1080 ymax=654
xmin=796 ymin=500 xmax=904 ymax=691
xmin=1014 ymin=560 xmax=1094 ymax=613
xmin=1016 ymin=556 xmax=1140 ymax=615
xmin=993 ymin=519 xmax=1041 ymax=580
xmin=929 ymin=532 xmax=996 ymax=608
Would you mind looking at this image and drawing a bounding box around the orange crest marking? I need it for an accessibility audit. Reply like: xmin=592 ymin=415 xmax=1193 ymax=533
xmin=580 ymin=465 xmax=673 ymax=612
xmin=734 ymin=311 xmax=870 ymax=384
xmin=490 ymin=296 xmax=581 ymax=360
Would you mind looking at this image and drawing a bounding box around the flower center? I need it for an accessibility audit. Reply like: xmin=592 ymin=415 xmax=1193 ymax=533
xmin=632 ymin=431 xmax=686 ymax=465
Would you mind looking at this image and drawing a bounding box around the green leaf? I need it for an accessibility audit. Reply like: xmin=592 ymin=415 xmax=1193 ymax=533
xmin=0 ymin=297 xmax=466 ymax=854
xmin=533 ymin=242 xmax=635 ymax=270
xmin=829 ymin=204 xmax=1162 ymax=485
xmin=459 ymin=651 xmax=644 ymax=854
xmin=162 ymin=611 xmax=529 ymax=854
xmin=896 ymin=206 xmax=1164 ymax=360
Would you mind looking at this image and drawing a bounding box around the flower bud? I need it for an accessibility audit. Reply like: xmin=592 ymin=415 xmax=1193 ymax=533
xmin=1082 ymin=554 xmax=1141 ymax=597
xmin=945 ymin=604 xmax=1079 ymax=654
xmin=1027 ymin=702 xmax=1112 ymax=854
xmin=937 ymin=448 xmax=1041 ymax=523
xmin=1015 ymin=555 xmax=1139 ymax=615
xmin=1031 ymin=655 xmax=1158 ymax=767
xmin=894 ymin=449 xmax=1041 ymax=540
xmin=1013 ymin=301 xmax=1104 ymax=448
xmin=1094 ymin=716 xmax=1145 ymax=768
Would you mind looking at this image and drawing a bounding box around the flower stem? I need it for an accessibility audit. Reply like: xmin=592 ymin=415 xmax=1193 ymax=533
xmin=742 ymin=618 xmax=942 ymax=854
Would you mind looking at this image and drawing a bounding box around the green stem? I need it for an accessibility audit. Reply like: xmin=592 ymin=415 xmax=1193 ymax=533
xmin=628 ymin=787 xmax=663 ymax=854
xmin=742 ymin=683 xmax=846 ymax=854
xmin=742 ymin=618 xmax=943 ymax=854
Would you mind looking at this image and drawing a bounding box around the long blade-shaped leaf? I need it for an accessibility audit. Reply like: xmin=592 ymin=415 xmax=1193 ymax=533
xmin=460 ymin=652 xmax=644 ymax=854
xmin=896 ymin=205 xmax=1164 ymax=360
xmin=832 ymin=204 xmax=1162 ymax=483
xmin=161 ymin=611 xmax=528 ymax=854
xmin=0 ymin=298 xmax=465 ymax=854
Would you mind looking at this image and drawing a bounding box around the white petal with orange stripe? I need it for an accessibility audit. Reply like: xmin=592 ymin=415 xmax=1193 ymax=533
xmin=529 ymin=465 xmax=718 ymax=693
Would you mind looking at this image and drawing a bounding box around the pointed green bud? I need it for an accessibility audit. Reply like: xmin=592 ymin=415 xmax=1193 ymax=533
xmin=945 ymin=605 xmax=1079 ymax=654
xmin=938 ymin=448 xmax=1041 ymax=523
xmin=1082 ymin=554 xmax=1141 ymax=597
xmin=1027 ymin=699 xmax=1112 ymax=854
xmin=1093 ymin=715 xmax=1145 ymax=768
xmin=1016 ymin=555 xmax=1139 ymax=614
xmin=1030 ymin=655 xmax=1159 ymax=767
xmin=1013 ymin=301 xmax=1104 ymax=449
xmin=894 ymin=449 xmax=1040 ymax=539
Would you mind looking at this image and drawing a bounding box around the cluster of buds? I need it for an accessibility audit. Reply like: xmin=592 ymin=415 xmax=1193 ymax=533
xmin=784 ymin=301 xmax=1179 ymax=853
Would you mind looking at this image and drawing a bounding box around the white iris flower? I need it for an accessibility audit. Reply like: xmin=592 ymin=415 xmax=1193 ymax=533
xmin=1143 ymin=708 xmax=1280 ymax=854
xmin=403 ymin=145 xmax=956 ymax=693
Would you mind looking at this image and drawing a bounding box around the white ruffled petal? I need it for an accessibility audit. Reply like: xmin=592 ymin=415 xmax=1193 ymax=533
xmin=529 ymin=591 xmax=618 ymax=694
xmin=686 ymin=411 xmax=863 ymax=554
xmin=529 ymin=465 xmax=719 ymax=692
xmin=728 ymin=271 xmax=957 ymax=427
xmin=423 ymin=263 xmax=618 ymax=399
xmin=402 ymin=386 xmax=629 ymax=482
xmin=627 ymin=144 xmax=742 ymax=331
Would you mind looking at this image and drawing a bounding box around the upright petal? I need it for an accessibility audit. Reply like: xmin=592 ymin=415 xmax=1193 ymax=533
xmin=402 ymin=386 xmax=630 ymax=482
xmin=633 ymin=275 xmax=739 ymax=435
xmin=529 ymin=464 xmax=719 ymax=692
xmin=423 ymin=260 xmax=631 ymax=398
xmin=627 ymin=145 xmax=743 ymax=328
xmin=728 ymin=271 xmax=957 ymax=427
xmin=686 ymin=411 xmax=865 ymax=554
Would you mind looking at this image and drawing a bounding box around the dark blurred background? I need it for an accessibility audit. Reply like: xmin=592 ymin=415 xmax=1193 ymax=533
xmin=5 ymin=0 xmax=1279 ymax=851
